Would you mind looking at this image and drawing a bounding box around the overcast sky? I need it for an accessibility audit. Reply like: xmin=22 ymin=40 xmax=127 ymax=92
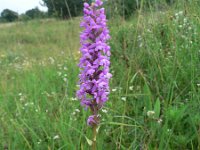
xmin=0 ymin=0 xmax=47 ymax=14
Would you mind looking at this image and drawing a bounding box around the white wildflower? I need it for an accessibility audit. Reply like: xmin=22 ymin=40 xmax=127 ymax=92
xmin=63 ymin=78 xmax=67 ymax=82
xmin=75 ymin=109 xmax=80 ymax=113
xmin=167 ymin=129 xmax=172 ymax=132
xmin=112 ymin=88 xmax=117 ymax=92
xmin=53 ymin=135 xmax=60 ymax=140
xmin=157 ymin=118 xmax=163 ymax=124
xmin=183 ymin=18 xmax=187 ymax=23
xmin=179 ymin=11 xmax=183 ymax=15
xmin=24 ymin=102 xmax=34 ymax=107
xmin=49 ymin=57 xmax=55 ymax=64
xmin=121 ymin=97 xmax=126 ymax=101
xmin=71 ymin=97 xmax=78 ymax=101
xmin=129 ymin=86 xmax=134 ymax=91
xmin=147 ymin=29 xmax=151 ymax=33
xmin=179 ymin=25 xmax=183 ymax=28
xmin=37 ymin=139 xmax=42 ymax=144
xmin=102 ymin=109 xmax=108 ymax=113
xmin=147 ymin=110 xmax=155 ymax=117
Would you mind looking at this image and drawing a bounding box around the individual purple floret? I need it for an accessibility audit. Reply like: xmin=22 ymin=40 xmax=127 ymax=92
xmin=77 ymin=0 xmax=111 ymax=126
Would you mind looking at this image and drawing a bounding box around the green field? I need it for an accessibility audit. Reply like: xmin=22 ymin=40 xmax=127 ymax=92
xmin=0 ymin=2 xmax=200 ymax=150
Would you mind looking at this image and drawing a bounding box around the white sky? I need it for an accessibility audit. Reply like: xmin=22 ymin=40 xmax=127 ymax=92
xmin=0 ymin=0 xmax=47 ymax=14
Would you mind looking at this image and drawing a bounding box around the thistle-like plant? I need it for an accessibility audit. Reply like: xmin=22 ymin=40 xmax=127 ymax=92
xmin=77 ymin=0 xmax=111 ymax=148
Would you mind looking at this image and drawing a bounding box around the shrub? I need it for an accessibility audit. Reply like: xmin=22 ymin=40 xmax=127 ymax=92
xmin=1 ymin=9 xmax=18 ymax=22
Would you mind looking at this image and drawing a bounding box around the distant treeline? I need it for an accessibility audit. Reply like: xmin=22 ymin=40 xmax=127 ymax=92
xmin=0 ymin=7 xmax=47 ymax=23
xmin=0 ymin=0 xmax=176 ymax=22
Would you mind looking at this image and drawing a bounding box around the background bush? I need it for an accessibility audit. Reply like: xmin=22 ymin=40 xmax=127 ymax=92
xmin=25 ymin=7 xmax=47 ymax=19
xmin=0 ymin=9 xmax=18 ymax=22
xmin=42 ymin=0 xmax=83 ymax=18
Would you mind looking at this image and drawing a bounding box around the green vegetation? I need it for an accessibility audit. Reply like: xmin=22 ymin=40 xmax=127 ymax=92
xmin=0 ymin=1 xmax=199 ymax=149
xmin=42 ymin=0 xmax=83 ymax=18
xmin=0 ymin=8 xmax=47 ymax=23
xmin=0 ymin=9 xmax=18 ymax=22
xmin=25 ymin=7 xmax=47 ymax=20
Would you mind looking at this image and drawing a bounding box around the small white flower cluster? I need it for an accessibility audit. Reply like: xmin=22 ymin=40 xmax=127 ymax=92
xmin=147 ymin=110 xmax=155 ymax=117
xmin=74 ymin=109 xmax=80 ymax=114
xmin=157 ymin=118 xmax=163 ymax=124
xmin=121 ymin=97 xmax=127 ymax=102
xmin=19 ymin=93 xmax=26 ymax=101
xmin=37 ymin=139 xmax=42 ymax=144
xmin=24 ymin=102 xmax=34 ymax=107
xmin=53 ymin=135 xmax=60 ymax=140
xmin=38 ymin=60 xmax=47 ymax=66
xmin=57 ymin=64 xmax=68 ymax=83
xmin=129 ymin=86 xmax=134 ymax=91
xmin=111 ymin=87 xmax=122 ymax=92
xmin=112 ymin=88 xmax=117 ymax=92
xmin=42 ymin=91 xmax=56 ymax=97
xmin=37 ymin=134 xmax=60 ymax=144
xmin=70 ymin=108 xmax=80 ymax=121
xmin=138 ymin=35 xmax=143 ymax=48
xmin=175 ymin=11 xmax=184 ymax=19
xmin=147 ymin=110 xmax=163 ymax=124
xmin=71 ymin=97 xmax=78 ymax=101
xmin=48 ymin=57 xmax=55 ymax=64
xmin=173 ymin=10 xmax=196 ymax=42
xmin=18 ymin=93 xmax=40 ymax=113
xmin=101 ymin=109 xmax=108 ymax=113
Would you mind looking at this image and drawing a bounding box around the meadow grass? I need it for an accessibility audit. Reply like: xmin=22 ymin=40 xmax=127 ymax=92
xmin=0 ymin=1 xmax=200 ymax=149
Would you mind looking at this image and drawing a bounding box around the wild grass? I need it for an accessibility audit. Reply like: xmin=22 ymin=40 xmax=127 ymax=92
xmin=0 ymin=1 xmax=199 ymax=150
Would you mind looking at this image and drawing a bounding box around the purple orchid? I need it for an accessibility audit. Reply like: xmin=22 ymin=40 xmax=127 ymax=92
xmin=77 ymin=0 xmax=111 ymax=126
